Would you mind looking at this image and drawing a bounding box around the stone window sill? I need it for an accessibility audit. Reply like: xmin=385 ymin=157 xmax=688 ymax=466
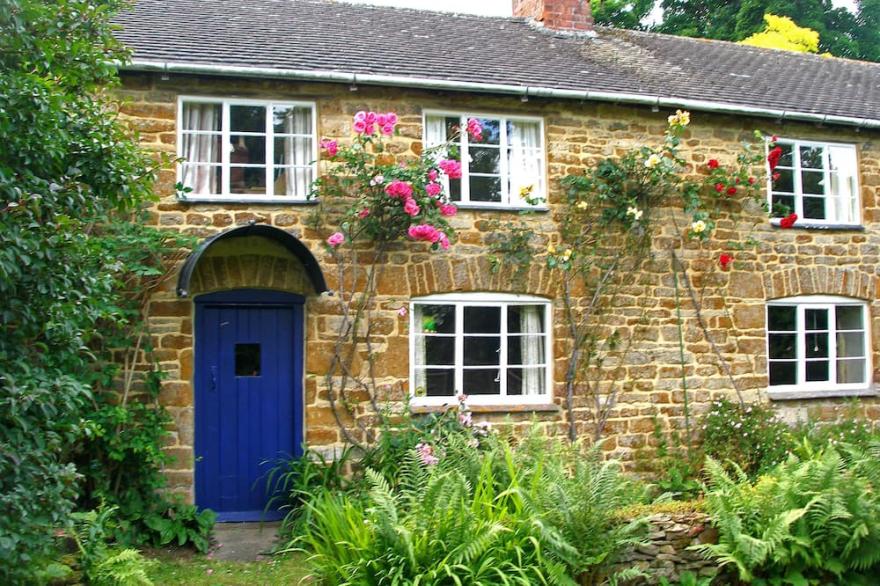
xmin=455 ymin=204 xmax=549 ymax=213
xmin=410 ymin=403 xmax=560 ymax=415
xmin=770 ymin=220 xmax=864 ymax=232
xmin=767 ymin=387 xmax=878 ymax=401
xmin=177 ymin=196 xmax=319 ymax=206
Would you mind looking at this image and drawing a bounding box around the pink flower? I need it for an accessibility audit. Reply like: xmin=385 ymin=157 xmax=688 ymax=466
xmin=364 ymin=123 xmax=375 ymax=136
xmin=466 ymin=118 xmax=483 ymax=141
xmin=457 ymin=393 xmax=468 ymax=403
xmin=385 ymin=180 xmax=414 ymax=199
xmin=353 ymin=111 xmax=367 ymax=122
xmin=370 ymin=175 xmax=385 ymax=186
xmin=365 ymin=111 xmax=377 ymax=124
xmin=386 ymin=112 xmax=398 ymax=125
xmin=403 ymin=197 xmax=420 ymax=216
xmin=459 ymin=410 xmax=472 ymax=427
xmin=397 ymin=306 xmax=408 ymax=318
xmin=415 ymin=442 xmax=439 ymax=466
xmin=439 ymin=203 xmax=457 ymax=217
xmin=408 ymin=224 xmax=441 ymax=243
xmin=353 ymin=119 xmax=367 ymax=134
xmin=376 ymin=114 xmax=388 ymax=126
xmin=381 ymin=124 xmax=395 ymax=136
xmin=427 ymin=169 xmax=439 ymax=182
xmin=357 ymin=208 xmax=370 ymax=219
xmin=437 ymin=231 xmax=450 ymax=250
xmin=326 ymin=232 xmax=345 ymax=247
xmin=319 ymin=138 xmax=338 ymax=157
xmin=425 ymin=182 xmax=442 ymax=197
xmin=439 ymin=159 xmax=462 ymax=179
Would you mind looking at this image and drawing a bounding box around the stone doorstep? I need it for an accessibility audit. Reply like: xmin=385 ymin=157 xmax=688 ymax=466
xmin=209 ymin=521 xmax=282 ymax=562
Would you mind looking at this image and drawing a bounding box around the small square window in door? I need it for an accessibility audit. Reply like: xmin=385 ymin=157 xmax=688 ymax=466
xmin=235 ymin=343 xmax=261 ymax=376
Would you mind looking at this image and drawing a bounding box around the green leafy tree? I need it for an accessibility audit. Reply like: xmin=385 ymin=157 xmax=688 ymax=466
xmin=0 ymin=0 xmax=198 ymax=580
xmin=592 ymin=0 xmax=656 ymax=29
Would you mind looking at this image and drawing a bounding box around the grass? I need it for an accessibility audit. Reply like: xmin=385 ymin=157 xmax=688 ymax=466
xmin=145 ymin=549 xmax=311 ymax=585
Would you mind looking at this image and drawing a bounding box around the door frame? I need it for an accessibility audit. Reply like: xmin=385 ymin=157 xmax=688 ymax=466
xmin=193 ymin=288 xmax=305 ymax=521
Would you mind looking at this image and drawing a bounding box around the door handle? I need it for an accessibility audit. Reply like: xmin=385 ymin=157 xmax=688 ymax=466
xmin=210 ymin=366 xmax=217 ymax=391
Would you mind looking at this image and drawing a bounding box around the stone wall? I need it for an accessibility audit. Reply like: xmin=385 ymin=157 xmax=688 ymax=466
xmin=117 ymin=71 xmax=880 ymax=500
xmin=617 ymin=511 xmax=719 ymax=584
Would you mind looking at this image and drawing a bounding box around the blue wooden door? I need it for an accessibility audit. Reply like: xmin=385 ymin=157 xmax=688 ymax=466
xmin=194 ymin=290 xmax=303 ymax=522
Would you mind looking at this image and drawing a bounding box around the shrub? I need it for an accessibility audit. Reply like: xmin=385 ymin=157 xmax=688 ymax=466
xmin=694 ymin=444 xmax=880 ymax=584
xmin=700 ymin=398 xmax=792 ymax=477
xmin=68 ymin=506 xmax=156 ymax=586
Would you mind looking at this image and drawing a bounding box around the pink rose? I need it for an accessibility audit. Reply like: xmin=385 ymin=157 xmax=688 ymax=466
xmin=466 ymin=118 xmax=483 ymax=141
xmin=326 ymin=232 xmax=345 ymax=247
xmin=376 ymin=114 xmax=388 ymax=126
xmin=365 ymin=111 xmax=377 ymax=124
xmin=439 ymin=159 xmax=462 ymax=180
xmin=381 ymin=123 xmax=395 ymax=136
xmin=385 ymin=180 xmax=414 ymax=199
xmin=364 ymin=123 xmax=375 ymax=136
xmin=353 ymin=119 xmax=367 ymax=134
xmin=439 ymin=203 xmax=457 ymax=217
xmin=403 ymin=197 xmax=420 ymax=217
xmin=397 ymin=306 xmax=408 ymax=318
xmin=437 ymin=231 xmax=450 ymax=250
xmin=427 ymin=169 xmax=439 ymax=182
xmin=353 ymin=111 xmax=367 ymax=122
xmin=425 ymin=182 xmax=442 ymax=197
xmin=357 ymin=208 xmax=370 ymax=219
xmin=408 ymin=224 xmax=441 ymax=243
xmin=386 ymin=112 xmax=398 ymax=125
xmin=319 ymin=139 xmax=338 ymax=157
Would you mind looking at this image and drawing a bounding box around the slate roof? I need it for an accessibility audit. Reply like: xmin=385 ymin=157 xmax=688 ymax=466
xmin=115 ymin=0 xmax=880 ymax=126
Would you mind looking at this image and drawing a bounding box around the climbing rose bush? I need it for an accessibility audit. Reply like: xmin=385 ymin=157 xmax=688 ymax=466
xmin=312 ymin=111 xmax=478 ymax=249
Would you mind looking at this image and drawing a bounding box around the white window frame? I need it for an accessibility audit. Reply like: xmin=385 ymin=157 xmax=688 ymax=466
xmin=409 ymin=293 xmax=553 ymax=406
xmin=422 ymin=109 xmax=547 ymax=210
xmin=766 ymin=295 xmax=872 ymax=397
xmin=766 ymin=138 xmax=861 ymax=227
xmin=176 ymin=96 xmax=318 ymax=202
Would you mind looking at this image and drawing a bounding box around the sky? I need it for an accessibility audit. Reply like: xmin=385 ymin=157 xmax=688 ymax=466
xmin=342 ymin=0 xmax=859 ymax=18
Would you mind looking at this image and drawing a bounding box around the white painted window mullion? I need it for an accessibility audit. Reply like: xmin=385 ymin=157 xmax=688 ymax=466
xmin=499 ymin=303 xmax=508 ymax=397
xmin=454 ymin=302 xmax=464 ymax=396
xmin=460 ymin=115 xmax=470 ymax=204
xmin=221 ymin=101 xmax=230 ymax=196
xmin=829 ymin=305 xmax=838 ymax=386
xmin=499 ymin=120 xmax=510 ymax=205
xmin=266 ymin=104 xmax=274 ymax=197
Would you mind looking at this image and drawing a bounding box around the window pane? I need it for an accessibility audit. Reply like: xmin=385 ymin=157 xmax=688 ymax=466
xmin=469 ymin=175 xmax=502 ymax=202
xmin=472 ymin=118 xmax=501 ymax=145
xmin=424 ymin=369 xmax=455 ymax=397
xmin=507 ymin=367 xmax=545 ymax=396
xmin=805 ymin=309 xmax=828 ymax=331
xmin=464 ymin=306 xmax=500 ymax=333
xmin=273 ymin=167 xmax=313 ymax=197
xmin=801 ymin=170 xmax=824 ymax=195
xmin=771 ymin=195 xmax=794 ymax=217
xmin=230 ymin=135 xmax=266 ymax=165
xmin=464 ymin=336 xmax=501 ymax=366
xmin=836 ymin=306 xmax=863 ymax=330
xmin=230 ymin=105 xmax=265 ymax=132
xmin=805 ymin=332 xmax=829 ymax=358
xmin=769 ymin=333 xmax=796 ymax=359
xmin=274 ymin=137 xmax=312 ymax=166
xmin=449 ymin=178 xmax=462 ymax=201
xmin=235 ymin=343 xmax=261 ymax=376
xmin=837 ymin=359 xmax=866 ymax=384
xmin=772 ymin=168 xmax=794 ymax=192
xmin=509 ymin=336 xmax=545 ymax=365
xmin=421 ymin=336 xmax=455 ymax=366
xmin=415 ymin=305 xmax=455 ymax=334
xmin=463 ymin=369 xmax=500 ymax=395
xmin=768 ymin=306 xmax=796 ymax=331
xmin=229 ymin=166 xmax=266 ymax=194
xmin=806 ymin=360 xmax=829 ymax=382
xmin=769 ymin=361 xmax=796 ymax=386
xmin=776 ymin=143 xmax=793 ymax=167
xmin=800 ymin=146 xmax=824 ymax=169
xmin=273 ymin=106 xmax=312 ymax=134
xmin=180 ymin=164 xmax=221 ymax=195
xmin=508 ymin=305 xmax=546 ymax=333
xmin=445 ymin=117 xmax=459 ymax=141
xmin=803 ymin=196 xmax=826 ymax=220
xmin=836 ymin=332 xmax=865 ymax=358
xmin=469 ymin=147 xmax=501 ymax=174
xmin=182 ymin=102 xmax=221 ymax=131
xmin=181 ymin=133 xmax=222 ymax=164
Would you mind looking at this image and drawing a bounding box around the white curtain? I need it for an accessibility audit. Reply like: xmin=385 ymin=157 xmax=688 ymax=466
xmin=829 ymin=146 xmax=857 ymax=224
xmin=181 ymin=103 xmax=220 ymax=194
xmin=425 ymin=115 xmax=447 ymax=152
xmin=413 ymin=305 xmax=428 ymax=393
xmin=508 ymin=120 xmax=542 ymax=204
xmin=277 ymin=107 xmax=312 ymax=197
xmin=519 ymin=305 xmax=545 ymax=395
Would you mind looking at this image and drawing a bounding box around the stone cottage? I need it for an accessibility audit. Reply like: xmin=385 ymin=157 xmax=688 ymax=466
xmin=113 ymin=0 xmax=880 ymax=520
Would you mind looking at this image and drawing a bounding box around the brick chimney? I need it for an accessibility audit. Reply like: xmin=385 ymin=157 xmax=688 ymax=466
xmin=512 ymin=0 xmax=593 ymax=33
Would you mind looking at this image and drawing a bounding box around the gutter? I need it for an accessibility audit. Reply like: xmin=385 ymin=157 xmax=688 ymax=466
xmin=125 ymin=59 xmax=880 ymax=130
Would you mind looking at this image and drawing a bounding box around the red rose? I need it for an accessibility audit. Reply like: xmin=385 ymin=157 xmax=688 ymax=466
xmin=779 ymin=213 xmax=798 ymax=229
xmin=726 ymin=186 xmax=737 ymax=196
xmin=707 ymin=159 xmax=720 ymax=169
xmin=715 ymin=182 xmax=724 ymax=193
xmin=772 ymin=172 xmax=781 ymax=181
xmin=767 ymin=146 xmax=783 ymax=171
xmin=748 ymin=176 xmax=756 ymax=185
xmin=719 ymin=253 xmax=734 ymax=270
xmin=771 ymin=135 xmax=779 ymax=142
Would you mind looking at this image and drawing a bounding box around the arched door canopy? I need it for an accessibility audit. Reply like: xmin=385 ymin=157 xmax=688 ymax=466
xmin=176 ymin=222 xmax=328 ymax=297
